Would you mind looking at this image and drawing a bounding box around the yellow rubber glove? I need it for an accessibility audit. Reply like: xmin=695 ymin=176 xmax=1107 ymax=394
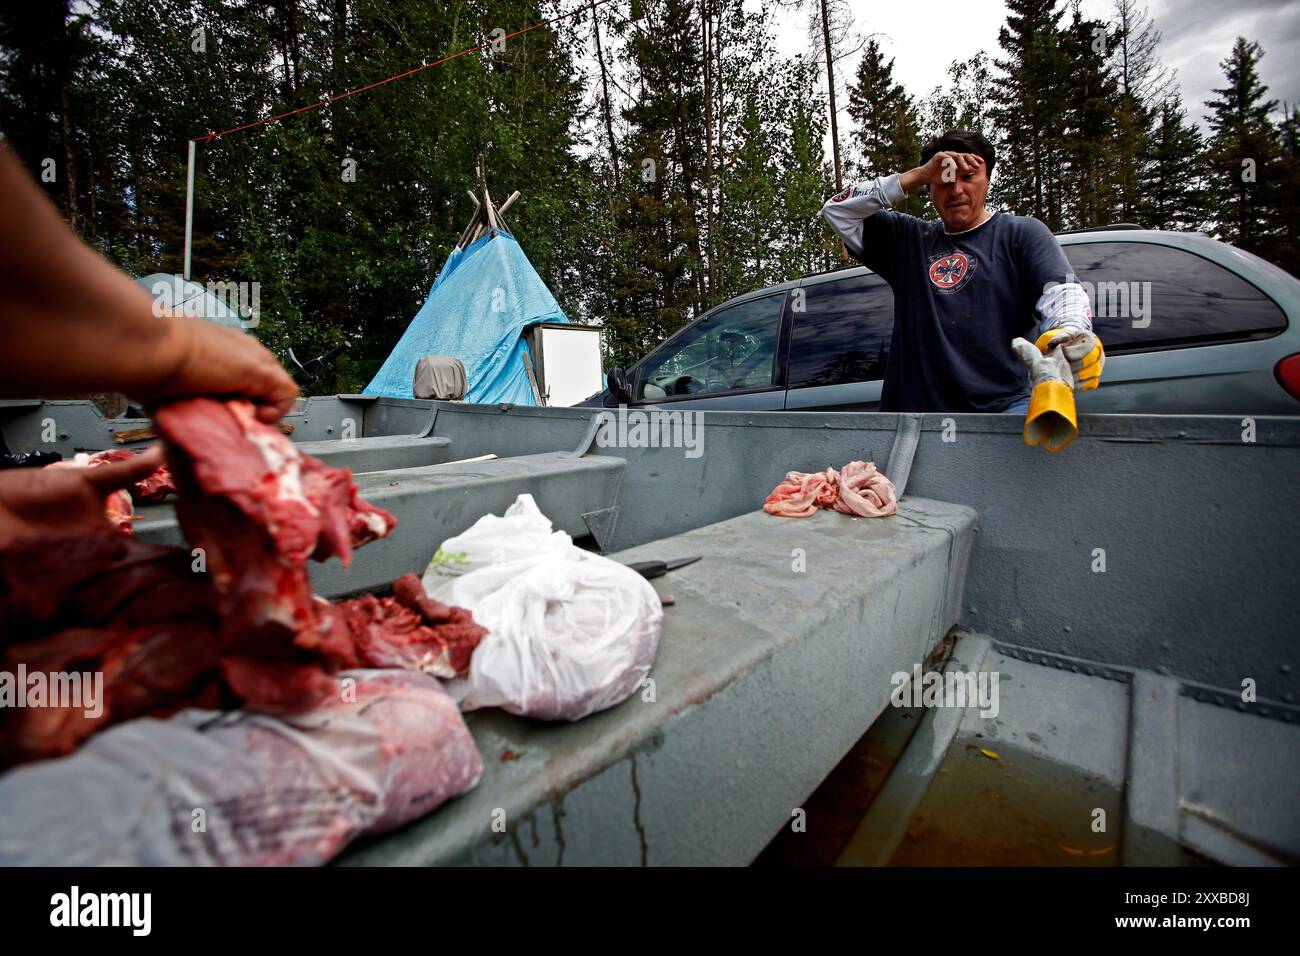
xmin=1036 ymin=328 xmax=1105 ymax=391
xmin=1011 ymin=337 xmax=1078 ymax=452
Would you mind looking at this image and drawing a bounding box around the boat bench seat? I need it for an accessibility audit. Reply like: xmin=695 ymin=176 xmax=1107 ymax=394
xmin=135 ymin=451 xmax=627 ymax=597
xmin=295 ymin=434 xmax=452 ymax=473
xmin=340 ymin=497 xmax=977 ymax=865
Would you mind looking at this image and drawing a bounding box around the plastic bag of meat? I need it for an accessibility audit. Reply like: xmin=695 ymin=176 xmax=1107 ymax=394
xmin=421 ymin=494 xmax=663 ymax=721
xmin=0 ymin=670 xmax=481 ymax=866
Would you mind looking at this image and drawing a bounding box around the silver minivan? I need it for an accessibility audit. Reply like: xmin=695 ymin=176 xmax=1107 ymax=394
xmin=589 ymin=229 xmax=1300 ymax=414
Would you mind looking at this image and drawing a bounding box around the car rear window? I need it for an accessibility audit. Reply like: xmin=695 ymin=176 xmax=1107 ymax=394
xmin=1061 ymin=242 xmax=1287 ymax=353
xmin=787 ymin=273 xmax=895 ymax=387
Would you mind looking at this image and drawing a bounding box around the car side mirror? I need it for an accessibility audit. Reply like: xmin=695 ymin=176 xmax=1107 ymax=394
xmin=607 ymin=366 xmax=632 ymax=404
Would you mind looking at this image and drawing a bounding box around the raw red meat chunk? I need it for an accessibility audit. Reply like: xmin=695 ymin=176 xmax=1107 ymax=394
xmin=132 ymin=462 xmax=176 ymax=502
xmin=0 ymin=527 xmax=223 ymax=767
xmin=0 ymin=398 xmax=485 ymax=767
xmin=336 ymin=574 xmax=487 ymax=679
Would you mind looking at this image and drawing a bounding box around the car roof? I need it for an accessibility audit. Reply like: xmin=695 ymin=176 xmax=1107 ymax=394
xmin=629 ymin=226 xmax=1298 ymax=375
xmin=787 ymin=228 xmax=1272 ymax=285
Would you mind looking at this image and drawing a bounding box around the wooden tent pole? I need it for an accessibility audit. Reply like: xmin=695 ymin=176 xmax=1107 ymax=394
xmin=453 ymin=163 xmax=522 ymax=248
xmin=456 ymin=206 xmax=483 ymax=249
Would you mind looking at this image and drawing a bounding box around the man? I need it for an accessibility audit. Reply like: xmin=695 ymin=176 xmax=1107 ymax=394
xmin=0 ymin=145 xmax=299 ymax=546
xmin=821 ymin=129 xmax=1102 ymax=427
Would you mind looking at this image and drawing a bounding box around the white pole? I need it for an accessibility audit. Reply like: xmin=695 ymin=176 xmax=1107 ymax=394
xmin=183 ymin=139 xmax=196 ymax=281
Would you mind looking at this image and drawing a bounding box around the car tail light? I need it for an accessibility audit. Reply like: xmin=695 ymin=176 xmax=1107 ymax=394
xmin=1275 ymin=354 xmax=1300 ymax=402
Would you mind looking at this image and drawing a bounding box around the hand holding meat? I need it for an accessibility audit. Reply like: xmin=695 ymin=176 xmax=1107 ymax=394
xmin=0 ymin=446 xmax=164 ymax=549
xmin=134 ymin=315 xmax=299 ymax=423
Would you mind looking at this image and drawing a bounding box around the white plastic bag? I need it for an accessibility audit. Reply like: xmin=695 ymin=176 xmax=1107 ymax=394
xmin=423 ymin=494 xmax=662 ymax=721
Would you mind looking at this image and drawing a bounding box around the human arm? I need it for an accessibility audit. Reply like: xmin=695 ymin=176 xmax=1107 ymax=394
xmin=1021 ymin=219 xmax=1104 ymax=390
xmin=0 ymin=146 xmax=298 ymax=421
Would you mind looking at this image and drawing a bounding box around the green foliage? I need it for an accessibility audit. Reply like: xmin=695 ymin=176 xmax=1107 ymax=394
xmin=1138 ymin=94 xmax=1207 ymax=232
xmin=1204 ymin=37 xmax=1284 ymax=259
xmin=1057 ymin=9 xmax=1122 ymax=229
xmin=846 ymin=38 xmax=924 ymax=217
xmin=918 ymin=52 xmax=994 ymax=142
xmin=990 ymin=0 xmax=1071 ymax=228
xmin=1 ymin=0 xmax=596 ymax=394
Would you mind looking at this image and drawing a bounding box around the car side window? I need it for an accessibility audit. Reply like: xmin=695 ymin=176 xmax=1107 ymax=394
xmin=1061 ymin=242 xmax=1287 ymax=353
xmin=636 ymin=294 xmax=785 ymax=400
xmin=787 ymin=273 xmax=895 ymax=388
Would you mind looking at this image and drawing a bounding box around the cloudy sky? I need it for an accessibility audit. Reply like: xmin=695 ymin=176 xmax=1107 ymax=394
xmin=766 ymin=0 xmax=1300 ymax=131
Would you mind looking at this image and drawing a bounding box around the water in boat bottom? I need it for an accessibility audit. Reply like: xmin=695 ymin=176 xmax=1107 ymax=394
xmin=755 ymin=705 xmax=1209 ymax=866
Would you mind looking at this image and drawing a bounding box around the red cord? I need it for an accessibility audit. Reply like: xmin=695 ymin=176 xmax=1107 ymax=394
xmin=195 ymin=0 xmax=620 ymax=143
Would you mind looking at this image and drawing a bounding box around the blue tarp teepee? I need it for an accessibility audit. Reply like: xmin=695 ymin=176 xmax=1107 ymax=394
xmin=364 ymin=227 xmax=569 ymax=403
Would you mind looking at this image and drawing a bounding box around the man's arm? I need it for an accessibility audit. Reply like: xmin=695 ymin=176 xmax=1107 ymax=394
xmin=1009 ymin=222 xmax=1104 ymax=450
xmin=820 ymin=173 xmax=909 ymax=270
xmin=0 ymin=147 xmax=298 ymax=421
xmin=1034 ymin=282 xmax=1094 ymax=336
xmin=1021 ymin=219 xmax=1104 ymax=390
xmin=1023 ymin=219 xmax=1092 ymax=336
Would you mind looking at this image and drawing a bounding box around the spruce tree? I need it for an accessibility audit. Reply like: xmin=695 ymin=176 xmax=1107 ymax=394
xmin=1138 ymin=94 xmax=1208 ymax=231
xmin=1265 ymin=103 xmax=1300 ymax=276
xmin=608 ymin=0 xmax=707 ymax=363
xmin=845 ymin=38 xmax=923 ymax=216
xmin=1204 ymin=37 xmax=1282 ymax=256
xmin=1108 ymin=0 xmax=1174 ymax=221
xmin=990 ymin=0 xmax=1071 ymax=226
xmin=1058 ymin=8 xmax=1123 ymax=229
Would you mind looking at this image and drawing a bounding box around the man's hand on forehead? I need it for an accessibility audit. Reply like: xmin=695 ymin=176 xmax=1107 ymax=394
xmin=931 ymin=151 xmax=985 ymax=182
